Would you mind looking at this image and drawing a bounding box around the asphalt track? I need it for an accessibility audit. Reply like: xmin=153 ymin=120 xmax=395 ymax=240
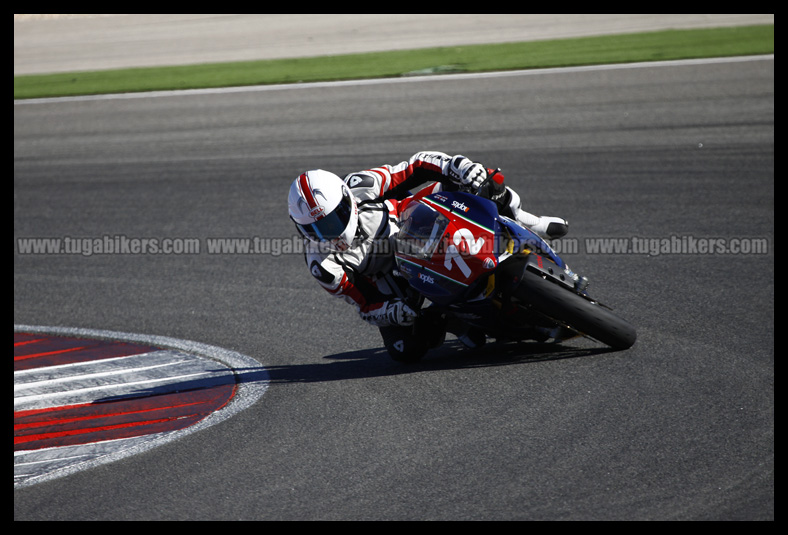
xmin=14 ymin=56 xmax=773 ymax=519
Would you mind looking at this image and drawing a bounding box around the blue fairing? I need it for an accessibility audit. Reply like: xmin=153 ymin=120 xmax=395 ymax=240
xmin=497 ymin=214 xmax=566 ymax=268
xmin=433 ymin=192 xmax=565 ymax=269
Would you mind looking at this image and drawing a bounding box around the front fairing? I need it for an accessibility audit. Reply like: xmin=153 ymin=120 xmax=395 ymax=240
xmin=395 ymin=191 xmax=565 ymax=305
xmin=497 ymin=215 xmax=565 ymax=269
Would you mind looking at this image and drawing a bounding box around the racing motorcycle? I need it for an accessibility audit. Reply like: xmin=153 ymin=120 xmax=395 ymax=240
xmin=389 ymin=178 xmax=637 ymax=362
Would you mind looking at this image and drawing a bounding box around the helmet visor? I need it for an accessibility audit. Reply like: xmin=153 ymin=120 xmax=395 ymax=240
xmin=296 ymin=188 xmax=354 ymax=242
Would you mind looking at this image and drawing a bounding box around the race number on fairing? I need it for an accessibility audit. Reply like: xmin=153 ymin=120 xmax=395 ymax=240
xmin=444 ymin=228 xmax=485 ymax=278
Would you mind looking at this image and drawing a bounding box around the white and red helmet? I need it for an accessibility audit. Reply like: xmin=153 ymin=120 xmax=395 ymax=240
xmin=288 ymin=169 xmax=359 ymax=252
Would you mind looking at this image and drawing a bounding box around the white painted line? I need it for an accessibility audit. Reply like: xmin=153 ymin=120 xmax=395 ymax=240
xmin=14 ymin=452 xmax=93 ymax=467
xmin=13 ymin=356 xmax=186 ymax=391
xmin=13 ymin=352 xmax=161 ymax=376
xmin=14 ymin=370 xmax=215 ymax=408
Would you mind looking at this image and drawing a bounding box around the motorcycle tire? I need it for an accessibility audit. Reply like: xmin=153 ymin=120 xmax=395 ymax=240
xmin=378 ymin=324 xmax=429 ymax=363
xmin=514 ymin=270 xmax=637 ymax=350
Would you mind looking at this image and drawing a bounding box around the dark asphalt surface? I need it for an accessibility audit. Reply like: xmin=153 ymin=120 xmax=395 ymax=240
xmin=14 ymin=57 xmax=773 ymax=520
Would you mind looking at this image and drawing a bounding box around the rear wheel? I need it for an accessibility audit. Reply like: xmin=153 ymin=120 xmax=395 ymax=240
xmin=514 ymin=270 xmax=636 ymax=350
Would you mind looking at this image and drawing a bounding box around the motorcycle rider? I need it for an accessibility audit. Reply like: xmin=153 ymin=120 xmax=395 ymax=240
xmin=287 ymin=151 xmax=569 ymax=362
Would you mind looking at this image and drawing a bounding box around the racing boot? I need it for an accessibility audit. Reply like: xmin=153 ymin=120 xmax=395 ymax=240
xmin=476 ymin=170 xmax=569 ymax=241
xmin=456 ymin=326 xmax=487 ymax=349
xmin=515 ymin=210 xmax=569 ymax=240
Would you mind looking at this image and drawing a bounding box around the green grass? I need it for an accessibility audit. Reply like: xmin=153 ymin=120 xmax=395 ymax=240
xmin=13 ymin=24 xmax=774 ymax=100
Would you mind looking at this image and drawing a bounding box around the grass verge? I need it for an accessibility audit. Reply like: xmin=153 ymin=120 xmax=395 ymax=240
xmin=14 ymin=24 xmax=773 ymax=100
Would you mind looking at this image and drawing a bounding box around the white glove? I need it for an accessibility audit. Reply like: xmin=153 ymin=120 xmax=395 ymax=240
xmin=360 ymin=300 xmax=417 ymax=327
xmin=448 ymin=155 xmax=487 ymax=190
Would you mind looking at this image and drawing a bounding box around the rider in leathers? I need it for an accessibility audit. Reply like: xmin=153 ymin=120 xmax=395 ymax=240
xmin=288 ymin=151 xmax=569 ymax=362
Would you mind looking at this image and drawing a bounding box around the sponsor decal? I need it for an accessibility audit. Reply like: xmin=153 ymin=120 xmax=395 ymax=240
xmin=346 ymin=173 xmax=375 ymax=189
xmin=310 ymin=260 xmax=335 ymax=284
xmin=451 ymin=200 xmax=470 ymax=212
xmin=418 ymin=272 xmax=435 ymax=284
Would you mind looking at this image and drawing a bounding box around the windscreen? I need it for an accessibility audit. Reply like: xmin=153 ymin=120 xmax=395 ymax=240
xmin=395 ymin=202 xmax=449 ymax=260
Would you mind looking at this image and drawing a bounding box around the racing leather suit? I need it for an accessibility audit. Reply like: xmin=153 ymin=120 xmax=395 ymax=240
xmin=302 ymin=151 xmax=565 ymax=333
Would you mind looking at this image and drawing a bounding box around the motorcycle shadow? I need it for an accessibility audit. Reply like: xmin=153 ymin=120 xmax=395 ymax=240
xmin=396 ymin=338 xmax=617 ymax=370
xmin=260 ymin=338 xmax=617 ymax=384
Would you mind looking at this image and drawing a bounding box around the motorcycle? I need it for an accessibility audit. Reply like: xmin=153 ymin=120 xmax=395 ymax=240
xmin=389 ymin=180 xmax=637 ymax=362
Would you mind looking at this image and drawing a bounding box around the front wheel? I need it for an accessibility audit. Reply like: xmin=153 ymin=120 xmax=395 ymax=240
xmin=514 ymin=270 xmax=636 ymax=350
xmin=378 ymin=325 xmax=428 ymax=363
